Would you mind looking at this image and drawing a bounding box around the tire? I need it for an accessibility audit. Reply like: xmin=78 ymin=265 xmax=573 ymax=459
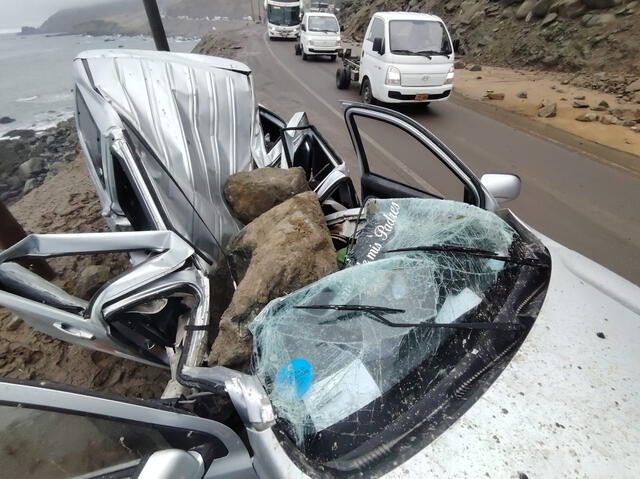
xmin=302 ymin=52 xmax=308 ymax=61
xmin=295 ymin=43 xmax=301 ymax=56
xmin=361 ymin=78 xmax=375 ymax=104
xmin=336 ymin=68 xmax=350 ymax=89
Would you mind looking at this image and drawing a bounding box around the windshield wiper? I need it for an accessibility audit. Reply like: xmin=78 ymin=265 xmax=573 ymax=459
xmin=415 ymin=49 xmax=452 ymax=59
xmin=295 ymin=304 xmax=523 ymax=331
xmin=383 ymin=245 xmax=548 ymax=268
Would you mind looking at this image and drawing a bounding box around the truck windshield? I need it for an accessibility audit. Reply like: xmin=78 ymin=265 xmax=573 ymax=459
xmin=389 ymin=20 xmax=452 ymax=56
xmin=268 ymin=5 xmax=301 ymax=26
xmin=308 ymin=16 xmax=339 ymax=32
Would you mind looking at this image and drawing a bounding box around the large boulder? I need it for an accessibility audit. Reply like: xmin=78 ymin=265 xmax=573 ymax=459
xmin=516 ymin=0 xmax=537 ymax=19
xmin=224 ymin=167 xmax=309 ymax=224
xmin=532 ymin=0 xmax=554 ymax=17
xmin=549 ymin=0 xmax=587 ymax=18
xmin=209 ymin=191 xmax=338 ymax=370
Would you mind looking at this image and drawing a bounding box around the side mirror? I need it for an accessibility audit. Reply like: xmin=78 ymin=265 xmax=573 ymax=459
xmin=301 ymin=24 xmax=306 ymax=31
xmin=481 ymin=173 xmax=521 ymax=204
xmin=137 ymin=449 xmax=204 ymax=479
xmin=372 ymin=37 xmax=384 ymax=55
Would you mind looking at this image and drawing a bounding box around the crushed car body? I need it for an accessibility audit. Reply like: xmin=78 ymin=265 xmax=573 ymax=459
xmin=1 ymin=49 xmax=639 ymax=478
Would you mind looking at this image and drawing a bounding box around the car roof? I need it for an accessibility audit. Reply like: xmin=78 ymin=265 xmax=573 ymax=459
xmin=373 ymin=11 xmax=443 ymax=22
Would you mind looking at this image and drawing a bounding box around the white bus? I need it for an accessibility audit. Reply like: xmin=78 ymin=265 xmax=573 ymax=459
xmin=265 ymin=0 xmax=302 ymax=39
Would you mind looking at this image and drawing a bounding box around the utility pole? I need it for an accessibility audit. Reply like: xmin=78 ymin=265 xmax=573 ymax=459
xmin=250 ymin=0 xmax=256 ymax=21
xmin=142 ymin=0 xmax=170 ymax=52
xmin=0 ymin=200 xmax=55 ymax=280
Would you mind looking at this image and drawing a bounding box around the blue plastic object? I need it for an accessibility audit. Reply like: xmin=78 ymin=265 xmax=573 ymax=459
xmin=274 ymin=358 xmax=314 ymax=399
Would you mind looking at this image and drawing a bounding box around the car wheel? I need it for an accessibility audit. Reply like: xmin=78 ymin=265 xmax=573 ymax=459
xmin=336 ymin=68 xmax=350 ymax=89
xmin=295 ymin=43 xmax=301 ymax=55
xmin=302 ymin=52 xmax=308 ymax=61
xmin=361 ymin=78 xmax=375 ymax=104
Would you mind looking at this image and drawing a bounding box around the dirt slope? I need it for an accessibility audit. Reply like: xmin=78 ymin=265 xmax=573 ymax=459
xmin=0 ymin=158 xmax=168 ymax=398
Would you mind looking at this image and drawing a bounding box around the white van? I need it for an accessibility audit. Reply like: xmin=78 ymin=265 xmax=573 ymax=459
xmin=295 ymin=12 xmax=341 ymax=61
xmin=358 ymin=12 xmax=454 ymax=104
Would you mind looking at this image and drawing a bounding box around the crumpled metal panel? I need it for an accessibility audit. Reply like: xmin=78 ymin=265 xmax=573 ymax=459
xmin=77 ymin=50 xmax=266 ymax=254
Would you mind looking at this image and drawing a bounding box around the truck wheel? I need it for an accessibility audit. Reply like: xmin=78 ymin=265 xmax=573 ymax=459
xmin=302 ymin=52 xmax=308 ymax=61
xmin=361 ymin=78 xmax=375 ymax=104
xmin=336 ymin=68 xmax=350 ymax=89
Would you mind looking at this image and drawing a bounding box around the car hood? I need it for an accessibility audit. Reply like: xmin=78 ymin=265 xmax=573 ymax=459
xmin=389 ymin=234 xmax=640 ymax=477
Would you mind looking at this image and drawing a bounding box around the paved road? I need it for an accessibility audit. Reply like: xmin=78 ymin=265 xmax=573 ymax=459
xmin=241 ymin=29 xmax=640 ymax=283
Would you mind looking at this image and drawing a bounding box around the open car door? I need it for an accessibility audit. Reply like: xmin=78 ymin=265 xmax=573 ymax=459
xmin=343 ymin=103 xmax=490 ymax=208
xmin=0 ymin=379 xmax=254 ymax=478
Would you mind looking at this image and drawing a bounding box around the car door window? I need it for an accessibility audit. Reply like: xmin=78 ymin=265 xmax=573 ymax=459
xmin=367 ymin=18 xmax=384 ymax=42
xmin=345 ymin=106 xmax=483 ymax=206
xmin=0 ymin=404 xmax=206 ymax=478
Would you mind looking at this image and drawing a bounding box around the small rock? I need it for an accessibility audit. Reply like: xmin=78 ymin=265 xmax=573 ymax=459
xmin=583 ymin=0 xmax=617 ymax=8
xmin=631 ymin=126 xmax=640 ymax=133
xmin=22 ymin=178 xmax=37 ymax=194
xmin=591 ymin=105 xmax=608 ymax=111
xmin=574 ymin=95 xmax=586 ymax=100
xmin=18 ymin=157 xmax=44 ymax=178
xmin=525 ymin=11 xmax=534 ymax=22
xmin=575 ymin=112 xmax=599 ymax=122
xmin=516 ymin=91 xmax=528 ymax=99
xmin=485 ymin=91 xmax=505 ymax=100
xmin=74 ymin=265 xmax=112 ymax=299
xmin=561 ymin=79 xmax=570 ymax=85
xmin=600 ymin=115 xmax=620 ymax=125
xmin=573 ymin=100 xmax=589 ymax=108
xmin=45 ymin=135 xmax=55 ymax=146
xmin=541 ymin=12 xmax=558 ymax=25
xmin=453 ymin=60 xmax=466 ymax=69
xmin=468 ymin=64 xmax=482 ymax=72
xmin=0 ymin=116 xmax=16 ymax=124
xmin=622 ymin=120 xmax=636 ymax=127
xmin=5 ymin=315 xmax=22 ymax=331
xmin=476 ymin=76 xmax=483 ymax=79
xmin=596 ymin=331 xmax=606 ymax=339
xmin=538 ymin=102 xmax=557 ymax=118
xmin=626 ymin=78 xmax=640 ymax=93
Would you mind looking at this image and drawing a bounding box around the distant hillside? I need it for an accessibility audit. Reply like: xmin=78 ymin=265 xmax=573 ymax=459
xmin=38 ymin=0 xmax=143 ymax=33
xmin=166 ymin=0 xmax=253 ymax=19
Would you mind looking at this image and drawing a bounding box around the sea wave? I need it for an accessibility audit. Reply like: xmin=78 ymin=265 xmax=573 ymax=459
xmin=15 ymin=95 xmax=39 ymax=102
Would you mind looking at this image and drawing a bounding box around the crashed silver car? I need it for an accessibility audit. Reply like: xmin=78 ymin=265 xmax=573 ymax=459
xmin=0 ymin=50 xmax=639 ymax=478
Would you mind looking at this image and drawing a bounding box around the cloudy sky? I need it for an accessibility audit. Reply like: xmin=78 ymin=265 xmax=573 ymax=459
xmin=1 ymin=0 xmax=112 ymax=29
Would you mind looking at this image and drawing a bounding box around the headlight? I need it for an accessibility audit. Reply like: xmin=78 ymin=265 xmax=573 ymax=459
xmin=308 ymin=39 xmax=314 ymax=46
xmin=385 ymin=66 xmax=401 ymax=86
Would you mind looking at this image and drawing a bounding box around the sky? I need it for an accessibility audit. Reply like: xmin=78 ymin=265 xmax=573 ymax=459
xmin=0 ymin=0 xmax=113 ymax=29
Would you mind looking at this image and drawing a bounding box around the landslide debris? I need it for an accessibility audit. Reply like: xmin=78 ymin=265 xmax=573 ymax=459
xmin=224 ymin=167 xmax=310 ymax=224
xmin=209 ymin=190 xmax=338 ymax=370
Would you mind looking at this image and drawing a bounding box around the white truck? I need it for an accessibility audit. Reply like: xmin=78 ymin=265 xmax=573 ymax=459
xmin=294 ymin=12 xmax=342 ymax=61
xmin=336 ymin=11 xmax=455 ymax=105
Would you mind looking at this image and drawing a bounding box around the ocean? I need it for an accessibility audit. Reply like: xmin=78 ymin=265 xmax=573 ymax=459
xmin=0 ymin=31 xmax=199 ymax=136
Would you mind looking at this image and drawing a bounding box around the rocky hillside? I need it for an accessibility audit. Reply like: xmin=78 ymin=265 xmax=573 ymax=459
xmin=37 ymin=0 xmax=146 ymax=33
xmin=339 ymin=0 xmax=639 ymax=79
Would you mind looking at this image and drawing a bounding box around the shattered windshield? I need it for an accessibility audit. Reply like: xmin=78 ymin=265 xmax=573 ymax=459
xmin=389 ymin=20 xmax=452 ymax=56
xmin=250 ymin=199 xmax=547 ymax=468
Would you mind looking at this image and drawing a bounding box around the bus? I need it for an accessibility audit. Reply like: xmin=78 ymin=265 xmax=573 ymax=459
xmin=265 ymin=0 xmax=302 ymax=39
